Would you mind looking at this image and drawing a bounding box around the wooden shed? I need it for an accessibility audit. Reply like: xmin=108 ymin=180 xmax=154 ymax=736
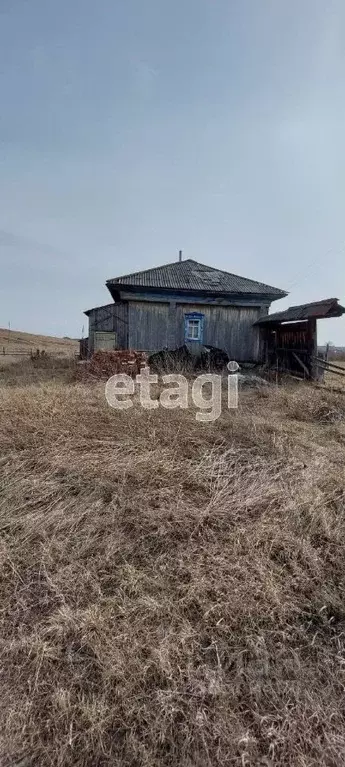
xmin=83 ymin=258 xmax=286 ymax=361
xmin=255 ymin=298 xmax=345 ymax=379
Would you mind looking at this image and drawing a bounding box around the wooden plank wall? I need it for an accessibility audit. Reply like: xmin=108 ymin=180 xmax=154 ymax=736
xmin=128 ymin=300 xmax=264 ymax=361
xmin=128 ymin=302 xmax=170 ymax=350
xmin=175 ymin=304 xmax=262 ymax=361
xmin=88 ymin=303 xmax=128 ymax=353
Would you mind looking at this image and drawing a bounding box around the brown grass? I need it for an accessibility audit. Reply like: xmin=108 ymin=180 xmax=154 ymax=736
xmin=1 ymin=366 xmax=345 ymax=766
xmin=276 ymin=383 xmax=345 ymax=424
xmin=0 ymin=355 xmax=78 ymax=387
xmin=324 ymin=360 xmax=345 ymax=391
xmin=0 ymin=327 xmax=78 ymax=366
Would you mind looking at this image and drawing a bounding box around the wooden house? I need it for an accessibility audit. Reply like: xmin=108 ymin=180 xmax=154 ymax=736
xmin=83 ymin=257 xmax=286 ymax=361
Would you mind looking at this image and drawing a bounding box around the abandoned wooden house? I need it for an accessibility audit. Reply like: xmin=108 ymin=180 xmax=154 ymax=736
xmin=83 ymin=256 xmax=287 ymax=362
xmin=82 ymin=256 xmax=345 ymax=378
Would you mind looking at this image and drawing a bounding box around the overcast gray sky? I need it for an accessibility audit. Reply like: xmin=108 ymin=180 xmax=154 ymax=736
xmin=0 ymin=0 xmax=344 ymax=343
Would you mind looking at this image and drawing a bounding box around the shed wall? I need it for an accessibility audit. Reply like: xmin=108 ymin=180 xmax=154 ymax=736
xmin=88 ymin=303 xmax=128 ymax=353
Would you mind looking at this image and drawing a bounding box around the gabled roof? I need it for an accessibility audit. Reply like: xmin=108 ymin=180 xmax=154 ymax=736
xmin=106 ymin=259 xmax=287 ymax=298
xmin=255 ymin=298 xmax=345 ymax=325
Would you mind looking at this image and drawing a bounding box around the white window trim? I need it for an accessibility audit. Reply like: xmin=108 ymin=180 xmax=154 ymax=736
xmin=186 ymin=318 xmax=202 ymax=341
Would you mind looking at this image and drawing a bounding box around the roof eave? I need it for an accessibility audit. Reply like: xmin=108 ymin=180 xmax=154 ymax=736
xmin=254 ymin=298 xmax=345 ymax=325
xmin=106 ymin=282 xmax=287 ymax=301
xmin=270 ymin=291 xmax=288 ymax=302
xmin=84 ymin=301 xmax=116 ymax=316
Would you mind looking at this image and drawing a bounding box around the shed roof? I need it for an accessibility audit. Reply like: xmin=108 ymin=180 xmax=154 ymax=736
xmin=84 ymin=302 xmax=114 ymax=317
xmin=255 ymin=298 xmax=345 ymax=325
xmin=107 ymin=259 xmax=287 ymax=298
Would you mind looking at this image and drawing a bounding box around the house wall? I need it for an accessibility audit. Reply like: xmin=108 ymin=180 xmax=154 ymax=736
xmin=88 ymin=302 xmax=128 ymax=354
xmin=175 ymin=303 xmax=263 ymax=361
xmin=128 ymin=302 xmax=170 ymax=350
xmin=128 ymin=299 xmax=267 ymax=361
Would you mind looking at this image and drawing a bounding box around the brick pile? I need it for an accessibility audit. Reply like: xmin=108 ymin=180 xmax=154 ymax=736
xmin=76 ymin=350 xmax=148 ymax=380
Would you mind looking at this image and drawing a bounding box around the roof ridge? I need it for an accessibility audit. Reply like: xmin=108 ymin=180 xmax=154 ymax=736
xmin=106 ymin=258 xmax=196 ymax=284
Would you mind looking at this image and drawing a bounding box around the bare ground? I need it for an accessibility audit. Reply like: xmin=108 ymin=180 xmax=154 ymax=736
xmin=0 ymin=363 xmax=345 ymax=766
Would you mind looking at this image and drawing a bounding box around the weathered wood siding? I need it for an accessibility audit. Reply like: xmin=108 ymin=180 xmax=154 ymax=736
xmin=174 ymin=303 xmax=263 ymax=361
xmin=88 ymin=303 xmax=128 ymax=353
xmin=127 ymin=300 xmax=266 ymax=360
xmin=128 ymin=301 xmax=170 ymax=350
xmin=87 ymin=297 xmax=269 ymax=361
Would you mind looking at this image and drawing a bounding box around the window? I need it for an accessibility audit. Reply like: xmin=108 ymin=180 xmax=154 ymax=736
xmin=184 ymin=312 xmax=204 ymax=342
xmin=186 ymin=318 xmax=201 ymax=340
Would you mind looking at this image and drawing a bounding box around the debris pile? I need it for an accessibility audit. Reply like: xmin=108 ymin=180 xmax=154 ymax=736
xmin=148 ymin=344 xmax=230 ymax=372
xmin=76 ymin=350 xmax=148 ymax=380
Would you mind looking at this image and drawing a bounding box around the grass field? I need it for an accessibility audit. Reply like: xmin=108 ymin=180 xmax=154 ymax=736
xmin=325 ymin=360 xmax=345 ymax=390
xmin=1 ymin=359 xmax=345 ymax=766
xmin=0 ymin=327 xmax=78 ymax=365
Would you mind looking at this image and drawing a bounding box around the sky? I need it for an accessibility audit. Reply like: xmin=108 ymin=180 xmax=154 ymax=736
xmin=0 ymin=0 xmax=344 ymax=344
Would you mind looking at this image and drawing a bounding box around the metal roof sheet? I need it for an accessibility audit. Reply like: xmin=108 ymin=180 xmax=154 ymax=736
xmin=106 ymin=259 xmax=287 ymax=297
xmin=255 ymin=298 xmax=345 ymax=325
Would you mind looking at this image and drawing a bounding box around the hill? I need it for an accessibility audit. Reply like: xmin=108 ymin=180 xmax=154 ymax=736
xmin=0 ymin=327 xmax=78 ymax=361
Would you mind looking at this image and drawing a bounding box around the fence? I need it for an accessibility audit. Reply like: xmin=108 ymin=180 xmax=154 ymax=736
xmin=1 ymin=348 xmax=79 ymax=360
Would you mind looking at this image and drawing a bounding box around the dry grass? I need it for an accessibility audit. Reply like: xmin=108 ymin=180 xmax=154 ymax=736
xmin=276 ymin=383 xmax=345 ymax=424
xmin=1 ymin=365 xmax=345 ymax=766
xmin=0 ymin=328 xmax=78 ymax=366
xmin=324 ymin=360 xmax=345 ymax=391
xmin=0 ymin=355 xmax=78 ymax=387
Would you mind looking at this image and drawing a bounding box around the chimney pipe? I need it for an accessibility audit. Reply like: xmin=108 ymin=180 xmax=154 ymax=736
xmin=179 ymin=249 xmax=182 ymax=262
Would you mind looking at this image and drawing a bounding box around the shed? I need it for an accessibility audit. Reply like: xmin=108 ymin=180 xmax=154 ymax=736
xmin=255 ymin=298 xmax=345 ymax=378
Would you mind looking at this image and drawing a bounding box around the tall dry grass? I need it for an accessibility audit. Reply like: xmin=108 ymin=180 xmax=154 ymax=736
xmin=0 ymin=355 xmax=77 ymax=387
xmin=0 ymin=367 xmax=345 ymax=766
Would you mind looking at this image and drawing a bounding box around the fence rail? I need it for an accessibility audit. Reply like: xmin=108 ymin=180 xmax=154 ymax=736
xmin=312 ymin=356 xmax=345 ymax=378
xmin=1 ymin=348 xmax=78 ymax=359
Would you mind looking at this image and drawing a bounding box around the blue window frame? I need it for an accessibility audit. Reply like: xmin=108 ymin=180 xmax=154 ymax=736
xmin=184 ymin=312 xmax=204 ymax=342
